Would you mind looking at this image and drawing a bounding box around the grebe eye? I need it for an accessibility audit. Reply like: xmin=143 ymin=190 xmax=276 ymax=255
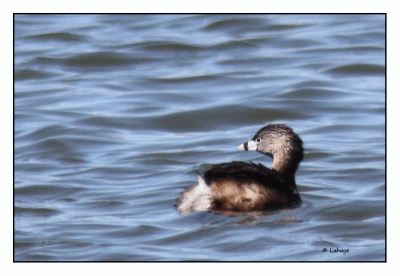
xmin=255 ymin=138 xmax=261 ymax=143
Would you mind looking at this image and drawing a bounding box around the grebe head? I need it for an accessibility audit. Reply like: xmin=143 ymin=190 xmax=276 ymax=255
xmin=238 ymin=124 xmax=303 ymax=174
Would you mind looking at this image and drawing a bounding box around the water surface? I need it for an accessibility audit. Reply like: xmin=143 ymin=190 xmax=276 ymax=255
xmin=14 ymin=14 xmax=385 ymax=261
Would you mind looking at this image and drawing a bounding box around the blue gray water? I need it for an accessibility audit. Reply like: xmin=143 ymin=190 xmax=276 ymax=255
xmin=14 ymin=14 xmax=385 ymax=261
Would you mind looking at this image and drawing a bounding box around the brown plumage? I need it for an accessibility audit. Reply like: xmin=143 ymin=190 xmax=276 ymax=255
xmin=177 ymin=124 xmax=304 ymax=214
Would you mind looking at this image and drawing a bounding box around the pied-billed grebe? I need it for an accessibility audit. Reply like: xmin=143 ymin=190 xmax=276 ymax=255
xmin=177 ymin=124 xmax=304 ymax=214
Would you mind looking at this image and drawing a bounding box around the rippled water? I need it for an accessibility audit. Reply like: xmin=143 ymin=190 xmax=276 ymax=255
xmin=14 ymin=14 xmax=385 ymax=261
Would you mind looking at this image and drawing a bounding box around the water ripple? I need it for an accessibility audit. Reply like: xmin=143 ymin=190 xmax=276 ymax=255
xmin=325 ymin=63 xmax=385 ymax=76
